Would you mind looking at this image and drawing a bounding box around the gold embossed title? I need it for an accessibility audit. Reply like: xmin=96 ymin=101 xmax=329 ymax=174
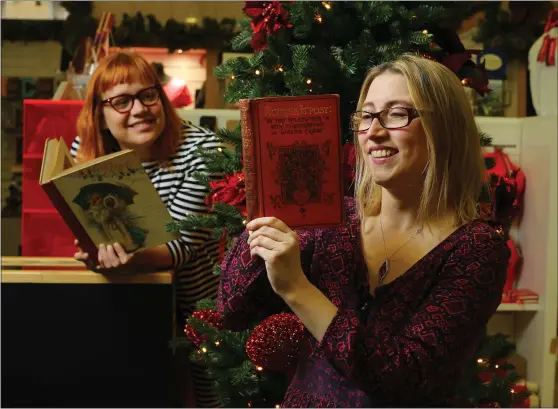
xmin=264 ymin=105 xmax=333 ymax=117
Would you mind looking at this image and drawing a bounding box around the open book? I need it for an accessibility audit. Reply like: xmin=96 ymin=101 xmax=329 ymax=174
xmin=40 ymin=138 xmax=179 ymax=261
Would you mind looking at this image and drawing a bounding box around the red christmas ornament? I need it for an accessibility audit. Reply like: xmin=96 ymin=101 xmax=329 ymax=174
xmin=245 ymin=312 xmax=304 ymax=374
xmin=243 ymin=1 xmax=293 ymax=51
xmin=184 ymin=309 xmax=224 ymax=347
xmin=206 ymin=172 xmax=247 ymax=216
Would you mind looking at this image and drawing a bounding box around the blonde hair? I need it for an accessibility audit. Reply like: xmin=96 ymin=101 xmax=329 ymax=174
xmin=76 ymin=52 xmax=182 ymax=164
xmin=354 ymin=53 xmax=485 ymax=227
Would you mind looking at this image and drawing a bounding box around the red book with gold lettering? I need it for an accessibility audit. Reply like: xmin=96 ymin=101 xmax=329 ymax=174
xmin=240 ymin=94 xmax=344 ymax=229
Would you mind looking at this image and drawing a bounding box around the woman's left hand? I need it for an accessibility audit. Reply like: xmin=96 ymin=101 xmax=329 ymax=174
xmin=96 ymin=242 xmax=134 ymax=271
xmin=246 ymin=217 xmax=308 ymax=298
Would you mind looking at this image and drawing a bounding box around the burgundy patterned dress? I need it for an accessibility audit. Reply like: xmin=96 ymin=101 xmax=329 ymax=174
xmin=217 ymin=197 xmax=509 ymax=408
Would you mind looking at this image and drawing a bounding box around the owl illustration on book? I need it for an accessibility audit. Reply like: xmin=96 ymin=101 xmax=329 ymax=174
xmin=72 ymin=183 xmax=148 ymax=252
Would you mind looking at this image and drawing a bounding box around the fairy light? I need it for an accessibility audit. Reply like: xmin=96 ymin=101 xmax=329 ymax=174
xmin=315 ymin=13 xmax=323 ymax=23
xmin=215 ymin=341 xmax=220 ymax=346
xmin=306 ymin=78 xmax=312 ymax=84
xmin=201 ymin=347 xmax=207 ymax=353
xmin=477 ymin=358 xmax=484 ymax=364
xmin=217 ymin=147 xmax=223 ymax=152
xmin=494 ymin=364 xmax=499 ymax=369
xmin=231 ymin=75 xmax=235 ymax=80
xmin=321 ymin=1 xmax=332 ymax=9
xmin=422 ymin=29 xmax=429 ymax=35
xmin=256 ymin=365 xmax=264 ymax=371
xmin=176 ymin=49 xmax=184 ymax=54
xmin=275 ymin=405 xmax=280 ymax=408
xmin=242 ymin=219 xmax=247 ymax=225
xmin=255 ymin=69 xmax=261 ymax=75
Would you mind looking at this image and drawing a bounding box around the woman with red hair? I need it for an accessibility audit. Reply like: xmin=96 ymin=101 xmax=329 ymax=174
xmin=72 ymin=52 xmax=221 ymax=407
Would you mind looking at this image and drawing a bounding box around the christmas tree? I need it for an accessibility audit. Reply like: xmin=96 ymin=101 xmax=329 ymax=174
xmin=168 ymin=2 xmax=520 ymax=407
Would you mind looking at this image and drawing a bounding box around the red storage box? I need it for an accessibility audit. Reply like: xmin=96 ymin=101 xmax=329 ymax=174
xmin=22 ymin=100 xmax=84 ymax=257
xmin=22 ymin=211 xmax=76 ymax=257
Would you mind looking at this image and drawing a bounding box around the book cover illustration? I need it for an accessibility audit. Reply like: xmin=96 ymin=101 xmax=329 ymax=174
xmin=45 ymin=145 xmax=178 ymax=254
xmin=268 ymin=140 xmax=334 ymax=216
xmin=242 ymin=94 xmax=344 ymax=228
xmin=72 ymin=181 xmax=148 ymax=252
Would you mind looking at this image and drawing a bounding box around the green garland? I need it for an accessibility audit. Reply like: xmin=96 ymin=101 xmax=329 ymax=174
xmin=1 ymin=12 xmax=239 ymax=56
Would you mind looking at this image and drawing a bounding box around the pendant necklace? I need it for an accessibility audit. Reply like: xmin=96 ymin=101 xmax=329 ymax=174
xmin=378 ymin=216 xmax=423 ymax=284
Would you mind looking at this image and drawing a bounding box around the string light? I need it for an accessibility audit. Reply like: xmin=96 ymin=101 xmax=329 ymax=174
xmin=275 ymin=405 xmax=281 ymax=408
xmin=306 ymin=79 xmax=312 ymax=84
xmin=217 ymin=147 xmax=223 ymax=152
xmin=255 ymin=69 xmax=261 ymax=75
xmin=176 ymin=49 xmax=184 ymax=54
xmin=422 ymin=29 xmax=429 ymax=35
xmin=248 ymin=402 xmax=252 ymax=408
xmin=477 ymin=358 xmax=484 ymax=363
xmin=215 ymin=341 xmax=220 ymax=346
xmin=242 ymin=219 xmax=247 ymax=225
xmin=494 ymin=364 xmax=499 ymax=369
xmin=256 ymin=365 xmax=264 ymax=371
xmin=321 ymin=1 xmax=332 ymax=9
xmin=201 ymin=347 xmax=207 ymax=353
xmin=315 ymin=13 xmax=323 ymax=23
xmin=231 ymin=75 xmax=235 ymax=80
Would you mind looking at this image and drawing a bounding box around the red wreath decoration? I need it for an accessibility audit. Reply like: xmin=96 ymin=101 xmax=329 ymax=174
xmin=245 ymin=312 xmax=305 ymax=374
xmin=243 ymin=1 xmax=293 ymax=51
xmin=206 ymin=171 xmax=247 ymax=216
xmin=184 ymin=309 xmax=224 ymax=347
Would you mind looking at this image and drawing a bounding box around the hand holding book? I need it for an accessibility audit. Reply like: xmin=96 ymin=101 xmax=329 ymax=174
xmin=74 ymin=239 xmax=134 ymax=272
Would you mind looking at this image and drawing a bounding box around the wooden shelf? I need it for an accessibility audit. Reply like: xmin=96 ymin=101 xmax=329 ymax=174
xmin=496 ymin=303 xmax=539 ymax=312
xmin=1 ymin=257 xmax=172 ymax=285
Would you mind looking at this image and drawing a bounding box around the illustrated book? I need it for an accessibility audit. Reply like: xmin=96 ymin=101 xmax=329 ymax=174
xmin=240 ymin=94 xmax=345 ymax=229
xmin=39 ymin=138 xmax=179 ymax=259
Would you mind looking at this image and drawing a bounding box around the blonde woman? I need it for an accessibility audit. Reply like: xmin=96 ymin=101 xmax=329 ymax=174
xmin=217 ymin=54 xmax=509 ymax=407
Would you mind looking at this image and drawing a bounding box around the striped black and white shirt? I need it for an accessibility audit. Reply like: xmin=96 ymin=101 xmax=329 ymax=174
xmin=70 ymin=121 xmax=224 ymax=320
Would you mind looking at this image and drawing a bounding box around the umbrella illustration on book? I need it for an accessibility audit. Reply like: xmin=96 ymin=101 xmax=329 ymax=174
xmin=72 ymin=182 xmax=148 ymax=252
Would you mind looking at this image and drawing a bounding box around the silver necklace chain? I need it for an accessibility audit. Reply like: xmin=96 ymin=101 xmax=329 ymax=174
xmin=378 ymin=216 xmax=423 ymax=283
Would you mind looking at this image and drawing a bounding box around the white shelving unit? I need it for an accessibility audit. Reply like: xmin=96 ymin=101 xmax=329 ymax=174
xmin=479 ymin=116 xmax=557 ymax=408
xmin=179 ymin=109 xmax=557 ymax=406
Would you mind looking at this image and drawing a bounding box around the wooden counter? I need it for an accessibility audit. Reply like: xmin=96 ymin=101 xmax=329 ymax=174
xmin=1 ymin=256 xmax=172 ymax=284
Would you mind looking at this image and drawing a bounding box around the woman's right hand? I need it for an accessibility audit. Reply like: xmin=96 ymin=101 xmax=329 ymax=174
xmin=74 ymin=239 xmax=98 ymax=271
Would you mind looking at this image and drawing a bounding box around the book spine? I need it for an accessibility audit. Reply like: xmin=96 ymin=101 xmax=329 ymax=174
xmin=239 ymin=99 xmax=259 ymax=222
xmin=42 ymin=181 xmax=98 ymax=262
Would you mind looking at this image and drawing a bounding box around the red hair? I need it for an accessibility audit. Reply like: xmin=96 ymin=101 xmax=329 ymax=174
xmin=76 ymin=52 xmax=182 ymax=163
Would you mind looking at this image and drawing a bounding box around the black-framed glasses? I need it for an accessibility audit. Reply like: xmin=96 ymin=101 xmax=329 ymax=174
xmin=101 ymin=85 xmax=161 ymax=113
xmin=349 ymin=107 xmax=421 ymax=131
